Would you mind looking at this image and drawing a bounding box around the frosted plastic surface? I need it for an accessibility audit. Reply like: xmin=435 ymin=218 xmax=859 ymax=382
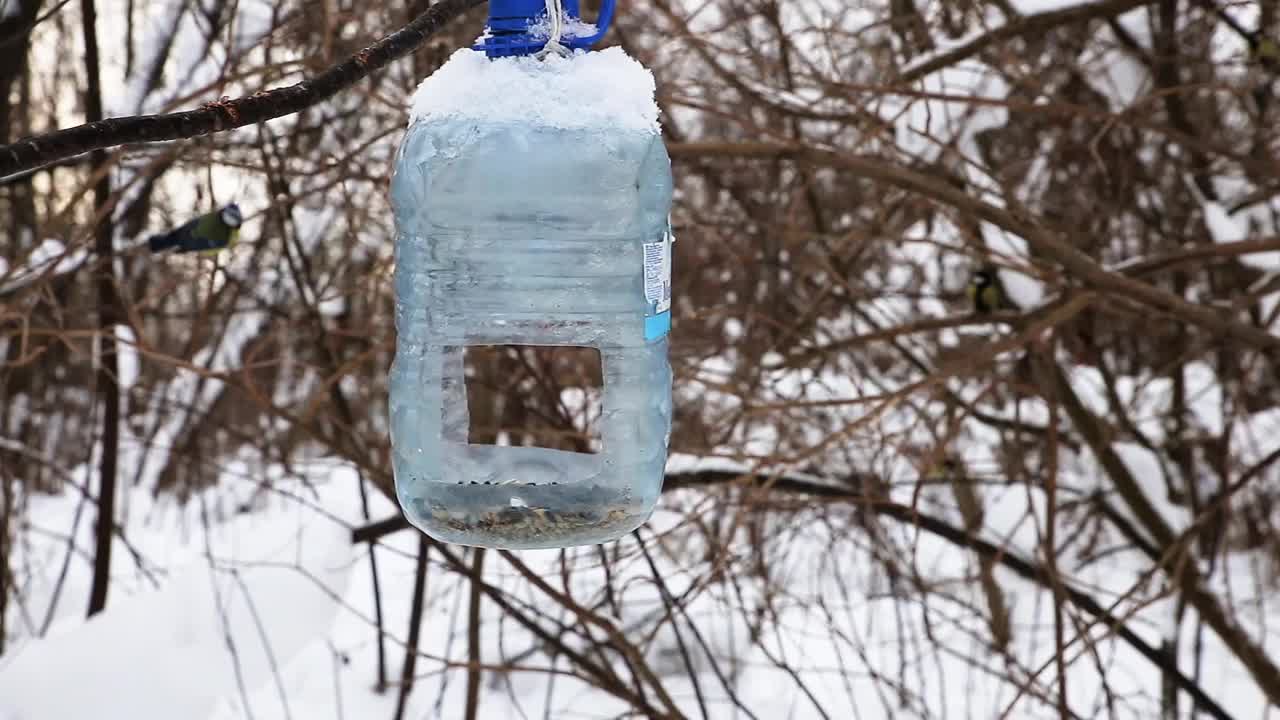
xmin=389 ymin=50 xmax=673 ymax=549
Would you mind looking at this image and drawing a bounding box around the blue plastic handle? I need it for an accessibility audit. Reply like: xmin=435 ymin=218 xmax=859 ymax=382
xmin=576 ymin=0 xmax=616 ymax=46
xmin=477 ymin=0 xmax=617 ymax=57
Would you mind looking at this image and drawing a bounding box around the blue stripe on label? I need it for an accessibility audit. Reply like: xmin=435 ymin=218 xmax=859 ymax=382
xmin=645 ymin=311 xmax=671 ymax=341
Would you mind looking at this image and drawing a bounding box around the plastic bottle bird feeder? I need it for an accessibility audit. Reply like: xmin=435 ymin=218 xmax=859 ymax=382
xmin=387 ymin=0 xmax=674 ymax=549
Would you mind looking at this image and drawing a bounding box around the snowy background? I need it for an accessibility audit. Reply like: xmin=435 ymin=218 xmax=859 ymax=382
xmin=3 ymin=0 xmax=1280 ymax=718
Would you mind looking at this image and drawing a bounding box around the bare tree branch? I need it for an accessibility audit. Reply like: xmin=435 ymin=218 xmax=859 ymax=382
xmin=667 ymin=141 xmax=1280 ymax=355
xmin=350 ymin=469 xmax=1236 ymax=720
xmin=464 ymin=548 xmax=485 ymax=720
xmin=392 ymin=537 xmax=430 ymax=720
xmin=897 ymin=0 xmax=1154 ymax=83
xmin=0 ymin=0 xmax=484 ymax=178
xmin=82 ymin=0 xmax=118 ymax=619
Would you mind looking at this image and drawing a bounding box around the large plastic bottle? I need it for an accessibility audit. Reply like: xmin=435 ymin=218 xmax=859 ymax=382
xmin=387 ymin=0 xmax=673 ymax=549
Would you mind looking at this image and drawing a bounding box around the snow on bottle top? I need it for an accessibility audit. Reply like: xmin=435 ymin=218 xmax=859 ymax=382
xmin=407 ymin=46 xmax=660 ymax=134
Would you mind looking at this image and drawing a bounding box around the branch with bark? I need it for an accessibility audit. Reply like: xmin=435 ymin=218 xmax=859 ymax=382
xmin=0 ymin=0 xmax=485 ymax=178
xmin=666 ymin=141 xmax=1280 ymax=357
xmin=351 ymin=468 xmax=1234 ymax=720
xmin=81 ymin=0 xmax=118 ymax=619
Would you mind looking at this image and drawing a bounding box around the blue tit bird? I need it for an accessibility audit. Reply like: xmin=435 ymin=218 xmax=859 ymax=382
xmin=966 ymin=268 xmax=1014 ymax=313
xmin=148 ymin=203 xmax=242 ymax=255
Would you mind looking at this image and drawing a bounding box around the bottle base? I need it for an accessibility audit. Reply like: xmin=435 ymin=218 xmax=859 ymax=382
xmin=398 ymin=481 xmax=654 ymax=550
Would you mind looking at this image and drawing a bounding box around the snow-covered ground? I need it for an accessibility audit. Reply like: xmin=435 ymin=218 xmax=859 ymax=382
xmin=3 ymin=437 xmax=1278 ymax=719
xmin=0 ymin=471 xmax=356 ymax=720
xmin=4 ymin=0 xmax=1280 ymax=718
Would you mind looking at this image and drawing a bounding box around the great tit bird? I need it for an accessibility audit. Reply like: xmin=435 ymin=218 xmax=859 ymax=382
xmin=148 ymin=204 xmax=242 ymax=255
xmin=966 ymin=268 xmax=1013 ymax=313
xmin=923 ymin=456 xmax=963 ymax=482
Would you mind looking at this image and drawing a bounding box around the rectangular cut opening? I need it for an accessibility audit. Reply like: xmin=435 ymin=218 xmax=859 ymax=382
xmin=456 ymin=344 xmax=603 ymax=455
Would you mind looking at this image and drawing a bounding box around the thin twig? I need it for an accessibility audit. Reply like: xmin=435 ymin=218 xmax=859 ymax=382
xmin=464 ymin=548 xmax=486 ymax=720
xmin=359 ymin=469 xmax=1236 ymax=720
xmin=634 ymin=532 xmax=710 ymax=720
xmin=393 ymin=537 xmax=430 ymax=720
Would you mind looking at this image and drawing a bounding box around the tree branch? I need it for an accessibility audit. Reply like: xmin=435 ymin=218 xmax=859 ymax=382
xmin=392 ymin=537 xmax=430 ymax=720
xmin=667 ymin=141 xmax=1280 ymax=355
xmin=351 ymin=469 xmax=1234 ymax=720
xmin=463 ymin=548 xmax=485 ymax=720
xmin=897 ymin=0 xmax=1153 ymax=83
xmin=82 ymin=0 xmax=118 ymax=619
xmin=0 ymin=0 xmax=485 ymax=178
xmin=1046 ymin=360 xmax=1280 ymax=707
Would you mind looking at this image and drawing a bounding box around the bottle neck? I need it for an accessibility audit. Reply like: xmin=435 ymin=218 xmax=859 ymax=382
xmin=476 ymin=0 xmax=610 ymax=58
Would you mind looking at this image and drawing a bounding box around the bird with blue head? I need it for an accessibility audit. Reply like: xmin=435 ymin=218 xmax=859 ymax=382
xmin=148 ymin=203 xmax=243 ymax=255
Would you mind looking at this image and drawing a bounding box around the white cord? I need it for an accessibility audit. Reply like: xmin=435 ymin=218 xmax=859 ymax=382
xmin=536 ymin=0 xmax=571 ymax=59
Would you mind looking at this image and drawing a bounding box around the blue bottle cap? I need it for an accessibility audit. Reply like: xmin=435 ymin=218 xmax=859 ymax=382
xmin=476 ymin=0 xmax=615 ymax=58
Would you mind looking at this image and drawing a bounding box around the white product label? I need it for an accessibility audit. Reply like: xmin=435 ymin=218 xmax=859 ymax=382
xmin=643 ymin=234 xmax=671 ymax=316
